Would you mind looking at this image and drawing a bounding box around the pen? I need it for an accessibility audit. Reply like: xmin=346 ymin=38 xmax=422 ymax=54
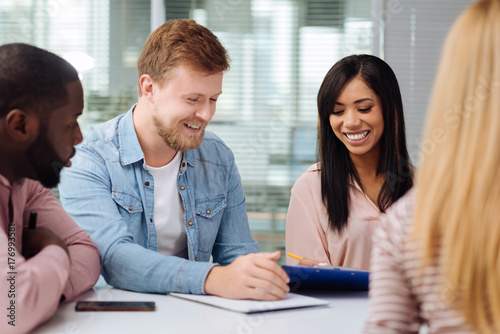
xmin=28 ymin=211 xmax=37 ymax=230
xmin=288 ymin=253 xmax=329 ymax=266
xmin=287 ymin=253 xmax=302 ymax=261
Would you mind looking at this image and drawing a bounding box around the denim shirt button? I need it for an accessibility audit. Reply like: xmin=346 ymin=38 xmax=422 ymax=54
xmin=150 ymin=218 xmax=153 ymax=222
xmin=128 ymin=206 xmax=133 ymax=211
xmin=145 ymin=181 xmax=150 ymax=186
xmin=188 ymin=221 xmax=193 ymax=226
xmin=206 ymin=210 xmax=211 ymax=214
xmin=180 ymin=186 xmax=185 ymax=190
xmin=195 ymin=257 xmax=198 ymax=261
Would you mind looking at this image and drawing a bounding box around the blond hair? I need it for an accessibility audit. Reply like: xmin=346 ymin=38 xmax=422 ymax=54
xmin=414 ymin=0 xmax=500 ymax=332
xmin=136 ymin=19 xmax=230 ymax=96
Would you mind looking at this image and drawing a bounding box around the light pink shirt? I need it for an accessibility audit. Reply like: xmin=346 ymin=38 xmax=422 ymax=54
xmin=285 ymin=163 xmax=380 ymax=270
xmin=0 ymin=174 xmax=100 ymax=334
xmin=364 ymin=189 xmax=476 ymax=333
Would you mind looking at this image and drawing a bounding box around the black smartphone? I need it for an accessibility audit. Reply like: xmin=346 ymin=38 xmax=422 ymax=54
xmin=75 ymin=301 xmax=156 ymax=311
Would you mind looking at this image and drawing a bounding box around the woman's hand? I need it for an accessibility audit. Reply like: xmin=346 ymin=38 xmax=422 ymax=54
xmin=297 ymin=257 xmax=322 ymax=266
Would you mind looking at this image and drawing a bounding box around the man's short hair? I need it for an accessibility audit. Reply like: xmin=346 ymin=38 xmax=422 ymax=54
xmin=137 ymin=19 xmax=230 ymax=96
xmin=0 ymin=43 xmax=79 ymax=118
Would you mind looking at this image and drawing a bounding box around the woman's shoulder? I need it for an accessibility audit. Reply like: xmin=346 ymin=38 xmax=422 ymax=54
xmin=380 ymin=189 xmax=416 ymax=238
xmin=290 ymin=163 xmax=321 ymax=195
xmin=294 ymin=163 xmax=321 ymax=186
xmin=305 ymin=162 xmax=321 ymax=173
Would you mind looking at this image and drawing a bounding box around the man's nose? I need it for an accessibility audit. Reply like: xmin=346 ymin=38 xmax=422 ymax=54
xmin=195 ymin=101 xmax=215 ymax=123
xmin=73 ymin=123 xmax=83 ymax=146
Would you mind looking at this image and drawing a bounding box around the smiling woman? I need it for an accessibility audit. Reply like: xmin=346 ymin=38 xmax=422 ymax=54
xmin=285 ymin=54 xmax=414 ymax=270
xmin=329 ymin=77 xmax=384 ymax=169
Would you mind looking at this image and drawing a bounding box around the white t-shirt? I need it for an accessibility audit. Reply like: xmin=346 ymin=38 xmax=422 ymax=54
xmin=146 ymin=151 xmax=188 ymax=258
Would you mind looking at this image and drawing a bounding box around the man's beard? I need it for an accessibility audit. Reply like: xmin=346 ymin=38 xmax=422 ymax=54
xmin=26 ymin=126 xmax=72 ymax=189
xmin=153 ymin=115 xmax=206 ymax=151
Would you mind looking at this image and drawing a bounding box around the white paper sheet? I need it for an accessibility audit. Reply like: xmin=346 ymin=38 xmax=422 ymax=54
xmin=168 ymin=292 xmax=329 ymax=313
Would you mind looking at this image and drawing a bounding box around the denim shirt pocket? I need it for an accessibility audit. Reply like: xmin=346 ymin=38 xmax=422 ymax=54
xmin=195 ymin=195 xmax=226 ymax=253
xmin=111 ymin=190 xmax=144 ymax=214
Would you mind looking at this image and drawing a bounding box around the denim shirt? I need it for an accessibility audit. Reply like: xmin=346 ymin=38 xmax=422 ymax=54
xmin=59 ymin=106 xmax=259 ymax=294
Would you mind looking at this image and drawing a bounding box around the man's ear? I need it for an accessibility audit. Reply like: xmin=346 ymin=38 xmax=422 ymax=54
xmin=139 ymin=74 xmax=155 ymax=101
xmin=4 ymin=109 xmax=39 ymax=143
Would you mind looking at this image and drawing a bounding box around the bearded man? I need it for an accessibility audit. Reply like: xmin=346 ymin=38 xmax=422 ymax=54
xmin=59 ymin=19 xmax=289 ymax=300
xmin=0 ymin=43 xmax=100 ymax=334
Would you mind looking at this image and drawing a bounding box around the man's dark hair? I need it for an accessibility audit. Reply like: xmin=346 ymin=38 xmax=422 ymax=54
xmin=0 ymin=43 xmax=79 ymax=118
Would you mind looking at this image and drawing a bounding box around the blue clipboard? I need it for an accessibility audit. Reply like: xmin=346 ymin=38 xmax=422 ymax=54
xmin=282 ymin=265 xmax=370 ymax=291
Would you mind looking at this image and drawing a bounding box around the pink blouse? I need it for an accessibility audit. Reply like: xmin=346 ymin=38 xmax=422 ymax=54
xmin=0 ymin=174 xmax=101 ymax=334
xmin=285 ymin=163 xmax=381 ymax=270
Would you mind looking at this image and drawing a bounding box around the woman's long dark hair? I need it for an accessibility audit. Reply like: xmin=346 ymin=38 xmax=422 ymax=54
xmin=317 ymin=54 xmax=413 ymax=234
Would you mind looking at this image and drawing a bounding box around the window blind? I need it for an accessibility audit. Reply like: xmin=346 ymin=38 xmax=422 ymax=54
xmin=376 ymin=0 xmax=475 ymax=164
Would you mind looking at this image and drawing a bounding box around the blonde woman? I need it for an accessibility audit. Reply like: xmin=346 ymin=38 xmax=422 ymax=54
xmin=363 ymin=0 xmax=500 ymax=333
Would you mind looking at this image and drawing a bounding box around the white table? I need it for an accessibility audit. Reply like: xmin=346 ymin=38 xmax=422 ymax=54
xmin=32 ymin=286 xmax=370 ymax=334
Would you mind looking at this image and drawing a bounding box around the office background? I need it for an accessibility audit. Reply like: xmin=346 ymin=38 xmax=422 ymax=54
xmin=0 ymin=0 xmax=473 ymax=259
